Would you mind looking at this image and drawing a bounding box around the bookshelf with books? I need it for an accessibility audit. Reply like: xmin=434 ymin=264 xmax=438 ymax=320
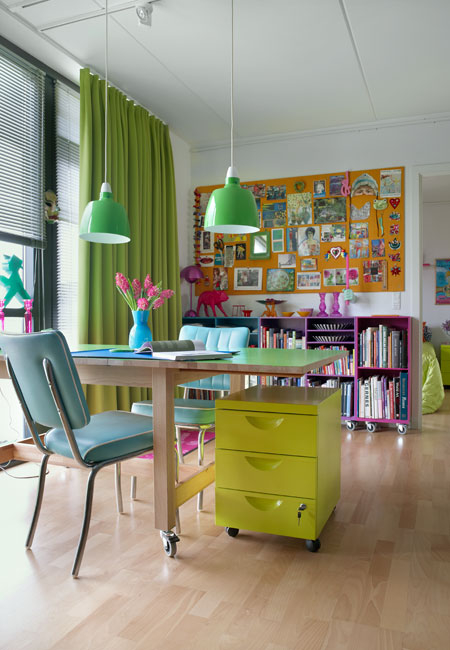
xmin=304 ymin=317 xmax=356 ymax=421
xmin=354 ymin=316 xmax=411 ymax=434
xmin=258 ymin=317 xmax=307 ymax=386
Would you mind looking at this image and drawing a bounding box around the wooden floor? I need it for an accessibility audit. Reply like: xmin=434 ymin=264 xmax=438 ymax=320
xmin=1 ymin=395 xmax=450 ymax=650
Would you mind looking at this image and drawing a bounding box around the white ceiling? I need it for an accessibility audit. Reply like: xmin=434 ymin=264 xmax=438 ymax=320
xmin=1 ymin=0 xmax=450 ymax=149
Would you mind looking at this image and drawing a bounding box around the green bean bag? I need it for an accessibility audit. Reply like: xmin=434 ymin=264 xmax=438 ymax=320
xmin=422 ymin=342 xmax=445 ymax=414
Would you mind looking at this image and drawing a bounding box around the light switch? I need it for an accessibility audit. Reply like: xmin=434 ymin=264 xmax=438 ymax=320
xmin=392 ymin=292 xmax=401 ymax=310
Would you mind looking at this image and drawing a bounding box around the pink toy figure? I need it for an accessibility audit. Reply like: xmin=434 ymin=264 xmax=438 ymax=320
xmin=0 ymin=299 xmax=4 ymax=331
xmin=330 ymin=292 xmax=342 ymax=317
xmin=317 ymin=293 xmax=328 ymax=317
xmin=24 ymin=298 xmax=33 ymax=333
xmin=196 ymin=290 xmax=229 ymax=317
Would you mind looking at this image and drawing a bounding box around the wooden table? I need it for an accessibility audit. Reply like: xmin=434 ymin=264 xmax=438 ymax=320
xmin=0 ymin=346 xmax=347 ymax=550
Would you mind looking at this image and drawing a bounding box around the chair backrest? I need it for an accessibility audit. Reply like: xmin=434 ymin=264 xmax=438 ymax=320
xmin=179 ymin=325 xmax=250 ymax=351
xmin=0 ymin=330 xmax=90 ymax=430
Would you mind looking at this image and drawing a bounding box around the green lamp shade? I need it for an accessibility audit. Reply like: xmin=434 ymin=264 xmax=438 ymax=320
xmin=203 ymin=170 xmax=260 ymax=234
xmin=80 ymin=183 xmax=130 ymax=244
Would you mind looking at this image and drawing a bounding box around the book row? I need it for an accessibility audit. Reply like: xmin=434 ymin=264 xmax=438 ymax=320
xmin=357 ymin=372 xmax=408 ymax=421
xmin=358 ymin=325 xmax=407 ymax=368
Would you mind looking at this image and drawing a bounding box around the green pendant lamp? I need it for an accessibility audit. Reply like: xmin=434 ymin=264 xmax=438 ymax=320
xmin=203 ymin=0 xmax=259 ymax=235
xmin=79 ymin=0 xmax=130 ymax=244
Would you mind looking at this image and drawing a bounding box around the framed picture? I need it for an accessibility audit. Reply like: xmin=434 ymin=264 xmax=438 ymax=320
xmin=436 ymin=259 xmax=450 ymax=304
xmin=313 ymin=197 xmax=347 ymax=223
xmin=296 ymin=272 xmax=321 ymax=289
xmin=301 ymin=258 xmax=317 ymax=271
xmin=271 ymin=228 xmax=284 ymax=253
xmin=266 ymin=268 xmax=295 ymax=292
xmin=249 ymin=231 xmax=270 ymax=259
xmin=298 ymin=226 xmax=320 ymax=256
xmin=234 ymin=267 xmax=262 ymax=291
xmin=313 ymin=180 xmax=326 ymax=198
xmin=262 ymin=201 xmax=286 ymax=228
xmin=200 ymin=230 xmax=214 ymax=253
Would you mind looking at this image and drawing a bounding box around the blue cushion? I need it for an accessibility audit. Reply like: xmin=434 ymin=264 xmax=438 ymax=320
xmin=45 ymin=411 xmax=153 ymax=463
xmin=132 ymin=398 xmax=216 ymax=426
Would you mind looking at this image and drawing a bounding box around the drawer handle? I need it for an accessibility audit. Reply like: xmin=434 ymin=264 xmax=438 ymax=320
xmin=245 ymin=496 xmax=283 ymax=511
xmin=245 ymin=456 xmax=282 ymax=471
xmin=245 ymin=416 xmax=284 ymax=430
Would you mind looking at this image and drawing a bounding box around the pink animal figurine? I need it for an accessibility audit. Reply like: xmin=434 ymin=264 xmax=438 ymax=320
xmin=196 ymin=290 xmax=229 ymax=316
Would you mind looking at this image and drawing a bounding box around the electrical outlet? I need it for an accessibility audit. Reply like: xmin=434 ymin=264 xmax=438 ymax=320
xmin=392 ymin=292 xmax=401 ymax=310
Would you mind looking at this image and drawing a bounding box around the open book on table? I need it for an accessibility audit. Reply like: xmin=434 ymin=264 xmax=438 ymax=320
xmin=134 ymin=339 xmax=234 ymax=361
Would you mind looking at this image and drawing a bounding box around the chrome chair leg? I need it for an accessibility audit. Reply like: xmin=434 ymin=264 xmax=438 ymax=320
xmin=197 ymin=427 xmax=208 ymax=512
xmin=26 ymin=454 xmax=50 ymax=549
xmin=130 ymin=475 xmax=137 ymax=500
xmin=176 ymin=425 xmax=184 ymax=464
xmin=72 ymin=465 xmax=101 ymax=578
xmin=115 ymin=463 xmax=124 ymax=514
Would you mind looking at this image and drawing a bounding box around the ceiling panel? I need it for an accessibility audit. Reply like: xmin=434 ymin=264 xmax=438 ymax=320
xmin=1 ymin=0 xmax=450 ymax=147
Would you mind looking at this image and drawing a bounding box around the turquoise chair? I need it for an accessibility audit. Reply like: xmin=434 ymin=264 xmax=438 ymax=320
xmin=0 ymin=330 xmax=164 ymax=577
xmin=131 ymin=325 xmax=250 ymax=510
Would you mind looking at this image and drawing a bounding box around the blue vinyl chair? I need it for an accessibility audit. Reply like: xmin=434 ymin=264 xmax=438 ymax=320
xmin=131 ymin=325 xmax=250 ymax=510
xmin=0 ymin=330 xmax=159 ymax=577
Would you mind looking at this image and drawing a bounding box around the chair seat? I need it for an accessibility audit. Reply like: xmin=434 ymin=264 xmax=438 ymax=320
xmin=45 ymin=411 xmax=154 ymax=463
xmin=178 ymin=374 xmax=230 ymax=392
xmin=132 ymin=398 xmax=216 ymax=426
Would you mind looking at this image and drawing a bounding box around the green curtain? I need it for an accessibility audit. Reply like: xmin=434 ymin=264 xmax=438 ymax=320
xmin=78 ymin=68 xmax=181 ymax=413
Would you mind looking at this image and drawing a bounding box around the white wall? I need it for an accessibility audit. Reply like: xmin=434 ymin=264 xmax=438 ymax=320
xmin=423 ymin=199 xmax=450 ymax=358
xmin=187 ymin=117 xmax=450 ymax=428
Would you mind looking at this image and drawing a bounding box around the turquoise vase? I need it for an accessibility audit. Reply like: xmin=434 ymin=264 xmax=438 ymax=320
xmin=129 ymin=310 xmax=152 ymax=349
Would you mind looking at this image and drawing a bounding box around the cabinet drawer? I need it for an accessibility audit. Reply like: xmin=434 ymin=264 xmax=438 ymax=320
xmin=216 ymin=449 xmax=316 ymax=498
xmin=216 ymin=488 xmax=317 ymax=540
xmin=215 ymin=410 xmax=317 ymax=456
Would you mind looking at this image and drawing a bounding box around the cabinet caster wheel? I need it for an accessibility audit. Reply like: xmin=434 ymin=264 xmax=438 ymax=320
xmin=366 ymin=422 xmax=377 ymax=433
xmin=160 ymin=530 xmax=179 ymax=557
xmin=397 ymin=424 xmax=407 ymax=435
xmin=226 ymin=527 xmax=239 ymax=537
xmin=345 ymin=420 xmax=356 ymax=431
xmin=305 ymin=538 xmax=321 ymax=553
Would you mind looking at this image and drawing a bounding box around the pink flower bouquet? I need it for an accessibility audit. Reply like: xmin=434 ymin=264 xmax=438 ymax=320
xmin=115 ymin=273 xmax=174 ymax=311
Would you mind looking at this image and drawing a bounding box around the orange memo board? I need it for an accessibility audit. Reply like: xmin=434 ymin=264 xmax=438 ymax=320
xmin=193 ymin=167 xmax=404 ymax=295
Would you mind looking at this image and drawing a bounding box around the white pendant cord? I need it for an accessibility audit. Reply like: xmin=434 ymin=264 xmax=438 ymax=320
xmin=104 ymin=0 xmax=109 ymax=185
xmin=230 ymin=0 xmax=234 ymax=171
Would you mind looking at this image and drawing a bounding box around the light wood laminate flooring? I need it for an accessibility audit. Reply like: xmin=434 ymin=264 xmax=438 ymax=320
xmin=1 ymin=393 xmax=449 ymax=650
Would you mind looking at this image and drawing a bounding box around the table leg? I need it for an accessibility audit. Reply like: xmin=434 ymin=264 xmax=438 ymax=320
xmin=230 ymin=373 xmax=245 ymax=394
xmin=151 ymin=367 xmax=176 ymax=531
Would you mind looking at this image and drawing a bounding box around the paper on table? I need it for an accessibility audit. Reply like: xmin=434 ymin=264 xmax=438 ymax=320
xmin=151 ymin=349 xmax=233 ymax=361
xmin=134 ymin=339 xmax=206 ymax=354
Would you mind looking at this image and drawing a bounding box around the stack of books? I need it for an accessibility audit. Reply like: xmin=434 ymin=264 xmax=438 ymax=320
xmin=358 ymin=325 xmax=407 ymax=368
xmin=357 ymin=372 xmax=408 ymax=420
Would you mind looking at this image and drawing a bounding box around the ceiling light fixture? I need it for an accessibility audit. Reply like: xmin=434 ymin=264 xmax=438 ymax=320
xmin=203 ymin=0 xmax=259 ymax=235
xmin=80 ymin=0 xmax=130 ymax=244
xmin=136 ymin=1 xmax=159 ymax=27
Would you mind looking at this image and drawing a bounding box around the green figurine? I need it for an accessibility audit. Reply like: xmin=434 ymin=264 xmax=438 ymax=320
xmin=0 ymin=254 xmax=31 ymax=306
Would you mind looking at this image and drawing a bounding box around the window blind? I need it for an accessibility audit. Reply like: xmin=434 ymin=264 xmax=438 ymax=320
xmin=0 ymin=44 xmax=45 ymax=248
xmin=54 ymin=81 xmax=80 ymax=347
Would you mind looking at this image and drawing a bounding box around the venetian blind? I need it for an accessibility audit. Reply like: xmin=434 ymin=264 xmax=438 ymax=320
xmin=0 ymin=44 xmax=45 ymax=248
xmin=54 ymin=81 xmax=80 ymax=347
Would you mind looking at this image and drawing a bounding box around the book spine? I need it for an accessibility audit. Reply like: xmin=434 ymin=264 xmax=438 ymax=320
xmin=400 ymin=371 xmax=408 ymax=420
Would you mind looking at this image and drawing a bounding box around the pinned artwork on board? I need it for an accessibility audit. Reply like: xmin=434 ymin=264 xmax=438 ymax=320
xmin=278 ymin=253 xmax=296 ymax=268
xmin=389 ymin=198 xmax=401 ymax=209
xmin=294 ymin=180 xmax=306 ymax=193
xmin=262 ymin=201 xmax=286 ymax=228
xmin=329 ymin=174 xmax=345 ymax=196
xmin=212 ymin=268 xmax=228 ymax=291
xmin=199 ymin=192 xmax=211 ymax=213
xmin=297 ymin=272 xmax=321 ymax=290
xmin=298 ymin=226 xmax=320 ymax=256
xmin=313 ymin=197 xmax=347 ymax=223
xmin=363 ymin=260 xmax=387 ymax=286
xmin=198 ymin=254 xmax=214 ymax=267
xmin=389 ymin=253 xmax=401 ymax=262
xmin=436 ymin=259 xmax=450 ymax=304
xmin=234 ymin=267 xmax=262 ymax=291
xmin=389 ymin=212 xmax=401 ymax=220
xmin=349 ymin=239 xmax=369 ymax=258
xmin=287 ymin=193 xmax=312 ymax=225
xmin=300 ymin=258 xmax=318 ymax=271
xmin=380 ymin=169 xmax=402 ymax=197
xmin=373 ymin=198 xmax=388 ymax=211
xmin=286 ymin=227 xmax=298 ymax=252
xmin=224 ymin=245 xmax=235 ymax=268
xmin=266 ymin=184 xmax=286 ymax=200
xmin=235 ymin=243 xmax=246 ymax=260
xmin=223 ymin=233 xmax=247 ymax=244
xmin=349 ymin=222 xmax=369 ymax=239
xmin=200 ymin=231 xmax=214 ymax=253
xmin=350 ymin=201 xmax=370 ymax=221
xmin=313 ymin=180 xmax=326 ymax=198
xmin=271 ymin=228 xmax=285 ymax=253
xmin=371 ymin=239 xmax=385 ymax=258
xmin=266 ymin=268 xmax=295 ymax=292
xmin=388 ymin=237 xmax=401 ymax=250
xmin=324 ymin=245 xmax=345 ymax=260
xmin=351 ymin=173 xmax=378 ymax=197
xmin=242 ymin=183 xmax=266 ymax=198
xmin=390 ymin=224 xmax=400 ymax=235
xmin=321 ymin=224 xmax=346 ymax=243
xmin=391 ymin=265 xmax=401 ymax=276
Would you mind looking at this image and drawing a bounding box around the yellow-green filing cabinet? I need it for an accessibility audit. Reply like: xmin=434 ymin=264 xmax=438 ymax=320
xmin=441 ymin=344 xmax=450 ymax=386
xmin=215 ymin=385 xmax=341 ymax=552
